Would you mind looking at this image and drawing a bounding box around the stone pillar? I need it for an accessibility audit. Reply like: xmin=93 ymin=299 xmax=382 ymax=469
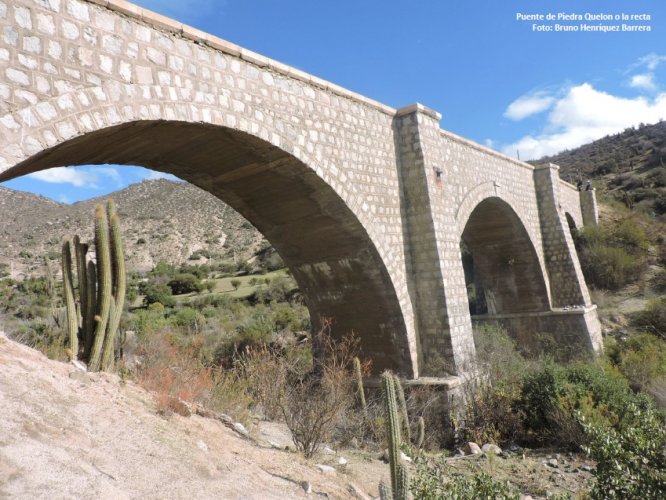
xmin=534 ymin=163 xmax=592 ymax=307
xmin=580 ymin=189 xmax=599 ymax=226
xmin=394 ymin=104 xmax=476 ymax=377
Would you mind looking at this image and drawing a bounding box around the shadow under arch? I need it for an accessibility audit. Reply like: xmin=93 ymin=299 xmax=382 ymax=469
xmin=565 ymin=212 xmax=578 ymax=234
xmin=0 ymin=120 xmax=413 ymax=375
xmin=461 ymin=196 xmax=550 ymax=315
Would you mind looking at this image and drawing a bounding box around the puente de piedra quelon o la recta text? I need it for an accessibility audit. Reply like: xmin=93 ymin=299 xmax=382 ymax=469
xmin=0 ymin=0 xmax=603 ymax=388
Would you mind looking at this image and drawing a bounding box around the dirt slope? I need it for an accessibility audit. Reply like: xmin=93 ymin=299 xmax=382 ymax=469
xmin=0 ymin=332 xmax=379 ymax=499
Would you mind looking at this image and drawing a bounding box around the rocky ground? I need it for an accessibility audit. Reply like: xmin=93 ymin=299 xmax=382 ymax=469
xmin=0 ymin=332 xmax=597 ymax=499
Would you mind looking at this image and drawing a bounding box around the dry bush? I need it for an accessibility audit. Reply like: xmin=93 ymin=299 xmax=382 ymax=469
xmin=452 ymin=381 xmax=524 ymax=446
xmin=207 ymin=369 xmax=254 ymax=426
xmin=238 ymin=344 xmax=293 ymax=420
xmin=135 ymin=331 xmax=215 ymax=416
xmin=240 ymin=320 xmax=359 ymax=457
xmin=280 ymin=325 xmax=358 ymax=457
xmin=405 ymin=384 xmax=456 ymax=450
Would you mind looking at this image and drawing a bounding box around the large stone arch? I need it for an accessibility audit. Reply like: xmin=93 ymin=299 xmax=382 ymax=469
xmin=0 ymin=88 xmax=419 ymax=376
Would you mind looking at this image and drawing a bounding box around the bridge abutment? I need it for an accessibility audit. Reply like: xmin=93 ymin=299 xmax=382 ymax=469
xmin=580 ymin=189 xmax=599 ymax=226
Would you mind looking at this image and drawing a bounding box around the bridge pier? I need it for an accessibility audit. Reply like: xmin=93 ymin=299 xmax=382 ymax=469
xmin=394 ymin=104 xmax=477 ymax=379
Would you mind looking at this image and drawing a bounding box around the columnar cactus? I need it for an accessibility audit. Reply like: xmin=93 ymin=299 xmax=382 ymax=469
xmin=381 ymin=371 xmax=409 ymax=500
xmin=61 ymin=238 xmax=78 ymax=359
xmin=353 ymin=356 xmax=367 ymax=412
xmin=88 ymin=204 xmax=113 ymax=371
xmin=393 ymin=374 xmax=411 ymax=444
xmin=61 ymin=200 xmax=126 ymax=372
xmin=416 ymin=416 xmax=425 ymax=450
xmin=101 ymin=200 xmax=126 ymax=371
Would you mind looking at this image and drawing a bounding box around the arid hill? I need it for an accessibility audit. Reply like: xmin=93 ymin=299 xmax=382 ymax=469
xmin=0 ymin=179 xmax=264 ymax=279
xmin=532 ymin=121 xmax=666 ymax=215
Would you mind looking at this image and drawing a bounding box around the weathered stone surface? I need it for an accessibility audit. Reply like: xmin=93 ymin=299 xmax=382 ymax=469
xmin=463 ymin=442 xmax=482 ymax=455
xmin=0 ymin=0 xmax=602 ymax=382
xmin=482 ymin=443 xmax=502 ymax=455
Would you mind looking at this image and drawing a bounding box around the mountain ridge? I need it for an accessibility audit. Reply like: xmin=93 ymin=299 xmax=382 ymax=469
xmin=0 ymin=179 xmax=264 ymax=279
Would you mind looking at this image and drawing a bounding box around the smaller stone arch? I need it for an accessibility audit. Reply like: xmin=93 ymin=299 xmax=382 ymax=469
xmin=460 ymin=197 xmax=551 ymax=315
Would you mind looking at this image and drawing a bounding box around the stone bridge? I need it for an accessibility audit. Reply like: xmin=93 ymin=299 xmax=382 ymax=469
xmin=0 ymin=0 xmax=602 ymax=382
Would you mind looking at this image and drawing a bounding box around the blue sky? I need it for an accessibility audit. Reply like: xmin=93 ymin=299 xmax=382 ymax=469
xmin=3 ymin=0 xmax=665 ymax=203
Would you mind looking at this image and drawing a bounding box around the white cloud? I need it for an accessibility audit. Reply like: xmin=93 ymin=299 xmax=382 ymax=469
xmin=635 ymin=53 xmax=666 ymax=72
xmin=28 ymin=167 xmax=99 ymax=187
xmin=501 ymin=83 xmax=666 ymax=160
xmin=95 ymin=166 xmax=123 ymax=187
xmin=504 ymin=91 xmax=556 ymax=121
xmin=27 ymin=166 xmax=123 ymax=189
xmin=630 ymin=74 xmax=657 ymax=91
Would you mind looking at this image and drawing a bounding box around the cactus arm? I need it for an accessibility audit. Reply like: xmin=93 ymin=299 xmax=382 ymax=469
xmin=101 ymin=202 xmax=126 ymax=370
xmin=88 ymin=205 xmax=112 ymax=371
xmin=353 ymin=356 xmax=367 ymax=412
xmin=396 ymin=463 xmax=409 ymax=500
xmin=382 ymin=371 xmax=402 ymax=496
xmin=73 ymin=236 xmax=88 ymax=331
xmin=83 ymin=260 xmax=96 ymax=359
xmin=101 ymin=296 xmax=116 ymax=371
xmin=61 ymin=238 xmax=78 ymax=360
xmin=416 ymin=416 xmax=425 ymax=450
xmin=379 ymin=481 xmax=393 ymax=500
xmin=393 ymin=374 xmax=411 ymax=444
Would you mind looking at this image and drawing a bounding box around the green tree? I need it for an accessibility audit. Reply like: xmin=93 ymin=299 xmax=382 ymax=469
xmin=167 ymin=273 xmax=203 ymax=295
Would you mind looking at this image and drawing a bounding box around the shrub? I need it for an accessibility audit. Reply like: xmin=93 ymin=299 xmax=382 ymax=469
xmin=130 ymin=307 xmax=167 ymax=337
xmin=472 ymin=324 xmax=533 ymax=388
xmin=655 ymin=194 xmax=666 ymax=215
xmin=169 ymin=307 xmax=205 ymax=334
xmin=135 ymin=332 xmax=215 ymax=416
xmin=575 ymin=218 xmax=649 ymax=290
xmin=579 ymin=244 xmax=644 ymax=290
xmin=410 ymin=457 xmax=519 ymax=500
xmin=230 ymin=279 xmax=241 ymax=291
xmin=453 ymin=382 xmax=523 ymax=446
xmin=518 ymin=361 xmax=650 ymax=449
xmin=607 ymin=333 xmax=666 ymax=391
xmin=583 ymin=403 xmax=666 ymax=499
xmin=254 ymin=276 xmax=296 ymax=303
xmin=613 ymin=218 xmax=650 ymax=250
xmin=279 ymin=331 xmax=357 ymax=457
xmin=450 ymin=325 xmax=534 ymax=446
xmin=633 ymin=298 xmax=666 ymax=339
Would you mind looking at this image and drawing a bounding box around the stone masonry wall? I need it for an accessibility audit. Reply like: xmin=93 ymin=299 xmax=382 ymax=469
xmin=534 ymin=164 xmax=592 ymax=307
xmin=558 ymin=178 xmax=584 ymax=228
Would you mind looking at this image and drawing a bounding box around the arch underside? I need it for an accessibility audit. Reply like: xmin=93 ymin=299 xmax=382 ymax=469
xmin=1 ymin=120 xmax=412 ymax=375
xmin=462 ymin=197 xmax=550 ymax=315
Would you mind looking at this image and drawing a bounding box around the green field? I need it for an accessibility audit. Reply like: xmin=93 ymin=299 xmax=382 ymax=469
xmin=207 ymin=269 xmax=291 ymax=298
